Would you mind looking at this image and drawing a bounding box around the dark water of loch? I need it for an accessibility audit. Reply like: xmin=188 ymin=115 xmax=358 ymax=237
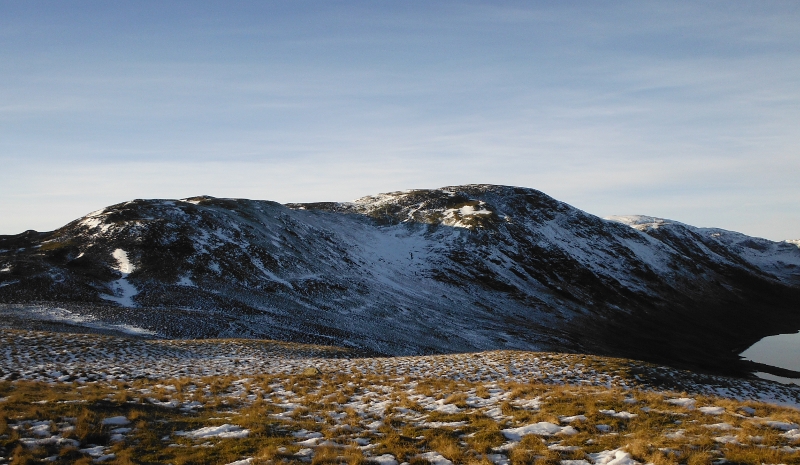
xmin=740 ymin=331 xmax=800 ymax=385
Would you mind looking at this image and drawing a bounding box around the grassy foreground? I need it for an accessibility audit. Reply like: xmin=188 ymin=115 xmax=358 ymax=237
xmin=1 ymin=368 xmax=799 ymax=465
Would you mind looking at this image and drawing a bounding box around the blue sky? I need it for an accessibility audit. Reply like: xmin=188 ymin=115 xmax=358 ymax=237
xmin=1 ymin=1 xmax=799 ymax=240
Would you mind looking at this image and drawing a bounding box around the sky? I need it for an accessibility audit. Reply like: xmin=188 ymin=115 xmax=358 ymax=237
xmin=1 ymin=1 xmax=799 ymax=240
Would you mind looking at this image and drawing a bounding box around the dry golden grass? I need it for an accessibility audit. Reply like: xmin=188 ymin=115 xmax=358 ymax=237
xmin=1 ymin=361 xmax=799 ymax=465
xmin=378 ymin=430 xmax=422 ymax=461
xmin=444 ymin=392 xmax=469 ymax=408
xmin=341 ymin=445 xmax=367 ymax=465
xmin=465 ymin=417 xmax=505 ymax=453
xmin=508 ymin=438 xmax=542 ymax=465
xmin=310 ymin=444 xmax=340 ymax=464
xmin=466 ymin=455 xmax=495 ymax=465
xmin=425 ymin=431 xmax=466 ymax=463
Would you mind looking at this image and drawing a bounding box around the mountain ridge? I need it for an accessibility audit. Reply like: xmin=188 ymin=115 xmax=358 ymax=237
xmin=1 ymin=184 xmax=799 ymax=378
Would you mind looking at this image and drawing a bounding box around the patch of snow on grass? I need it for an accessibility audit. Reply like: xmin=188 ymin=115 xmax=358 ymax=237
xmin=224 ymin=459 xmax=253 ymax=465
xmin=762 ymin=420 xmax=800 ymax=431
xmin=418 ymin=421 xmax=467 ymax=428
xmin=502 ymin=422 xmax=574 ymax=440
xmin=174 ymin=424 xmax=249 ymax=439
xmin=599 ymin=409 xmax=637 ymax=419
xmin=417 ymin=451 xmax=454 ymax=465
xmin=783 ymin=429 xmax=800 ymax=441
xmin=512 ymin=397 xmax=541 ymax=410
xmin=665 ymin=398 xmax=696 ymax=409
xmin=698 ymin=406 xmax=725 ymax=415
xmin=560 ymin=415 xmax=587 ymax=423
xmin=101 ymin=416 xmax=129 ymax=426
xmin=371 ymin=454 xmax=399 ymax=465
xmin=292 ymin=430 xmax=323 ymax=439
xmin=663 ymin=430 xmax=685 ymax=439
xmin=703 ymin=423 xmax=736 ymax=431
xmin=587 ymin=448 xmax=641 ymax=465
xmin=79 ymin=445 xmax=107 ymax=457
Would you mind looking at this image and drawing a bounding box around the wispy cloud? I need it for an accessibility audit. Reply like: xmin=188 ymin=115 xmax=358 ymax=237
xmin=1 ymin=1 xmax=799 ymax=239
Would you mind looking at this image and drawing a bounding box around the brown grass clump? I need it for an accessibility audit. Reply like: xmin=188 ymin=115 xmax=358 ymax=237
xmin=71 ymin=407 xmax=105 ymax=444
xmin=252 ymin=443 xmax=280 ymax=464
xmin=311 ymin=444 xmax=341 ymax=464
xmin=465 ymin=417 xmax=504 ymax=453
xmin=508 ymin=383 xmax=537 ymax=401
xmin=508 ymin=436 xmax=548 ymax=465
xmin=443 ymin=392 xmax=469 ymax=408
xmin=10 ymin=444 xmax=37 ymax=465
xmin=72 ymin=457 xmax=95 ymax=465
xmin=625 ymin=438 xmax=657 ymax=463
xmin=685 ymin=450 xmax=713 ymax=465
xmin=379 ymin=431 xmax=423 ymax=461
xmin=428 ymin=432 xmax=465 ymax=464
xmin=396 ymin=392 xmax=425 ymax=411
xmin=466 ymin=455 xmax=496 ymax=465
xmin=110 ymin=448 xmax=139 ymax=465
xmin=722 ymin=443 xmax=796 ymax=465
xmin=341 ymin=445 xmax=366 ymax=465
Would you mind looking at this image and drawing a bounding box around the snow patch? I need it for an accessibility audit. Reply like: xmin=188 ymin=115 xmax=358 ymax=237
xmin=587 ymin=449 xmax=641 ymax=465
xmin=599 ymin=409 xmax=637 ymax=419
xmin=100 ymin=249 xmax=139 ymax=307
xmin=371 ymin=454 xmax=399 ymax=465
xmin=698 ymin=406 xmax=725 ymax=415
xmin=224 ymin=459 xmax=253 ymax=465
xmin=703 ymin=423 xmax=735 ymax=431
xmin=111 ymin=249 xmax=135 ymax=274
xmin=174 ymin=424 xmax=249 ymax=439
xmin=605 ymin=215 xmax=684 ymax=229
xmin=101 ymin=416 xmax=130 ymax=426
xmin=502 ymin=422 xmax=576 ymax=440
xmin=0 ymin=305 xmax=156 ymax=336
xmin=762 ymin=420 xmax=799 ymax=431
xmin=783 ymin=429 xmax=800 ymax=441
xmin=417 ymin=451 xmax=453 ymax=465
xmin=665 ymin=398 xmax=696 ymax=409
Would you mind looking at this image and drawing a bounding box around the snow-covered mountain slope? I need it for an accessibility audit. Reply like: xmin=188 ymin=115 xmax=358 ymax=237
xmin=606 ymin=215 xmax=800 ymax=285
xmin=1 ymin=185 xmax=799 ymax=376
